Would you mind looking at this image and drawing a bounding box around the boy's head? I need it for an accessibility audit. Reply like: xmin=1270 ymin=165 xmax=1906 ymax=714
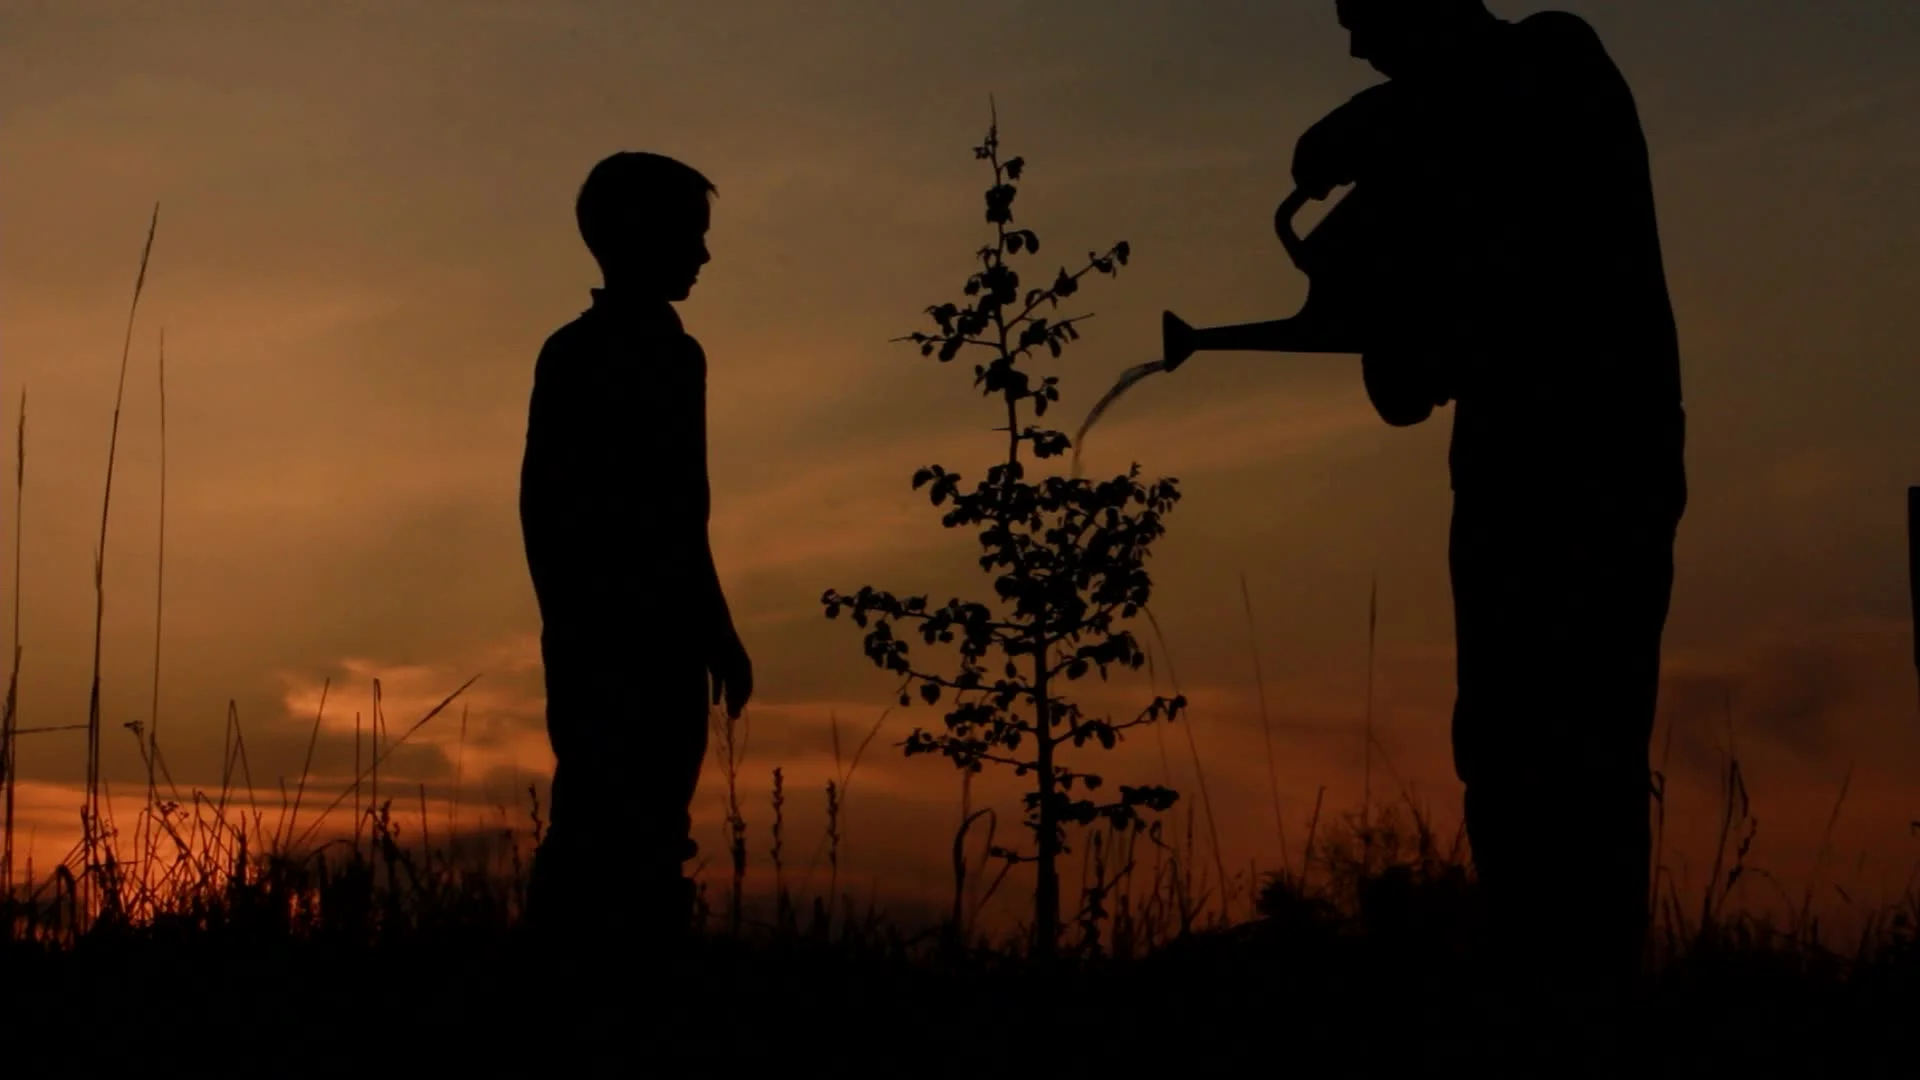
xmin=1335 ymin=0 xmax=1495 ymax=79
xmin=576 ymin=151 xmax=716 ymax=302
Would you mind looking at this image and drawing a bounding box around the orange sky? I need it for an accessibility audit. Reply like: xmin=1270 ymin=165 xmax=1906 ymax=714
xmin=4 ymin=1 xmax=1919 ymax=926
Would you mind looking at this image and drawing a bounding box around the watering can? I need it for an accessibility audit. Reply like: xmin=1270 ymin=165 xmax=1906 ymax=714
xmin=1070 ymin=183 xmax=1395 ymax=471
xmin=1161 ymin=184 xmax=1385 ymax=371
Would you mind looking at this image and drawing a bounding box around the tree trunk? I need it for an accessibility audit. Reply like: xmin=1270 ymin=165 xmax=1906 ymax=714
xmin=1032 ymin=653 xmax=1058 ymax=955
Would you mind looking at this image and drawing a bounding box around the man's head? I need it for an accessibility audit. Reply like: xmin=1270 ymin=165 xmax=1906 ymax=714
xmin=1336 ymin=0 xmax=1497 ymax=79
xmin=576 ymin=151 xmax=716 ymax=302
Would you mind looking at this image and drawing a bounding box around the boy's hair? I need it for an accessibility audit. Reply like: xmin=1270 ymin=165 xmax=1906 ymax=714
xmin=575 ymin=151 xmax=717 ymax=267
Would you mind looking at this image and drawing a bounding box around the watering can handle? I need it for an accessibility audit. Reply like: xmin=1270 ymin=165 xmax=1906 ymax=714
xmin=1273 ymin=188 xmax=1315 ymax=271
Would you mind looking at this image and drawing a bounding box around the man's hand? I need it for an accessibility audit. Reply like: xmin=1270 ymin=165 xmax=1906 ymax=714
xmin=1292 ymin=87 xmax=1394 ymax=200
xmin=709 ymin=630 xmax=753 ymax=720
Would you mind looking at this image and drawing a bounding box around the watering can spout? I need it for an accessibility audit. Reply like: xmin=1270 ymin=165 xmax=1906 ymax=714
xmin=1163 ymin=311 xmax=1197 ymax=371
xmin=1161 ymin=306 xmax=1361 ymax=371
xmin=1082 ymin=189 xmax=1371 ymax=467
xmin=1161 ymin=186 xmax=1376 ymax=370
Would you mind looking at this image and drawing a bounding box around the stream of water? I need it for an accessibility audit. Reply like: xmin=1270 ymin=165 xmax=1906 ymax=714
xmin=1070 ymin=358 xmax=1168 ymax=478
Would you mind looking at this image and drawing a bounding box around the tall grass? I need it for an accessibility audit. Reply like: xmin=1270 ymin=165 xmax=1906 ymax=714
xmin=1240 ymin=572 xmax=1288 ymax=870
xmin=11 ymin=694 xmax=1909 ymax=992
xmin=1 ymin=391 xmax=23 ymax=896
xmin=81 ymin=204 xmax=161 ymax=922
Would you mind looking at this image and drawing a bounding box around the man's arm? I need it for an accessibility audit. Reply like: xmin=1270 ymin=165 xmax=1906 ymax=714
xmin=1292 ymin=82 xmax=1404 ymax=199
xmin=1363 ymin=349 xmax=1452 ymax=428
xmin=1290 ymin=86 xmax=1463 ymax=426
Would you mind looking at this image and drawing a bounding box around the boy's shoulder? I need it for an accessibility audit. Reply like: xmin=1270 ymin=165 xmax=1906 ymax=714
xmin=537 ymin=307 xmax=601 ymax=360
xmin=532 ymin=306 xmax=638 ymax=385
xmin=533 ymin=302 xmax=705 ymax=388
xmin=533 ymin=311 xmax=595 ymax=382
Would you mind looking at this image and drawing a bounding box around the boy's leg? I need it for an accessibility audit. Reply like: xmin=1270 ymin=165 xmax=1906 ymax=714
xmin=532 ymin=640 xmax=712 ymax=952
xmin=529 ymin=631 xmax=599 ymax=944
xmin=625 ymin=663 xmax=711 ymax=936
xmin=531 ymin=630 xmax=652 ymax=946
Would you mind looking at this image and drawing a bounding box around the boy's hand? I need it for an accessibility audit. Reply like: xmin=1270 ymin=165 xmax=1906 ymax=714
xmin=710 ymin=631 xmax=754 ymax=720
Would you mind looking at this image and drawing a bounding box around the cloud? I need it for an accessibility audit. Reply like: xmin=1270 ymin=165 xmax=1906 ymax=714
xmin=1658 ymin=619 xmax=1918 ymax=776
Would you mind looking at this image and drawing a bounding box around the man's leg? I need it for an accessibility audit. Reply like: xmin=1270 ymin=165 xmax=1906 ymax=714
xmin=1557 ymin=506 xmax=1677 ymax=992
xmin=1450 ymin=500 xmax=1553 ymax=977
xmin=1451 ymin=495 xmax=1677 ymax=996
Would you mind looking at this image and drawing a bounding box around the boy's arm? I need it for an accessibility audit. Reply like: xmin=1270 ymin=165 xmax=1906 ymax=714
xmin=697 ymin=534 xmax=742 ymax=648
xmin=690 ymin=339 xmax=751 ymax=717
xmin=692 ymin=397 xmax=738 ymax=652
xmin=522 ymin=334 xmax=637 ymax=623
xmin=688 ymin=340 xmax=734 ymax=644
xmin=701 ymin=537 xmax=752 ymax=719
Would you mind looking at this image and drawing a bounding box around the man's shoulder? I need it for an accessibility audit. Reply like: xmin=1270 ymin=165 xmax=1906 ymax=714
xmin=1514 ymin=10 xmax=1608 ymax=58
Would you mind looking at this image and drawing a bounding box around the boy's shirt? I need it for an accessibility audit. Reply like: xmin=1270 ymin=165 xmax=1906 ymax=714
xmin=520 ymin=289 xmax=716 ymax=649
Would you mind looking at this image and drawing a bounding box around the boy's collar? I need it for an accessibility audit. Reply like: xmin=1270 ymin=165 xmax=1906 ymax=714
xmin=588 ymin=288 xmax=683 ymax=332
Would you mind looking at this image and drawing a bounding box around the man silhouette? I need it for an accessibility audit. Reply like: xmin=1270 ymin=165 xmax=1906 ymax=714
xmin=1295 ymin=1 xmax=1687 ymax=997
xmin=520 ymin=151 xmax=753 ymax=948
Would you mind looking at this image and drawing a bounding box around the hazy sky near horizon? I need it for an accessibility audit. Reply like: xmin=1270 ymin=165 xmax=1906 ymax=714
xmin=3 ymin=1 xmax=1918 ymax=912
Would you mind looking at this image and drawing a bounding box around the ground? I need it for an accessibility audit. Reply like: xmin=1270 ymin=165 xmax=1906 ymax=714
xmin=7 ymin=899 xmax=1915 ymax=1077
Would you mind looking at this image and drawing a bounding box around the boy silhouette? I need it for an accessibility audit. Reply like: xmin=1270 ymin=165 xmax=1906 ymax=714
xmin=1295 ymin=0 xmax=1687 ymax=1003
xmin=520 ymin=151 xmax=753 ymax=945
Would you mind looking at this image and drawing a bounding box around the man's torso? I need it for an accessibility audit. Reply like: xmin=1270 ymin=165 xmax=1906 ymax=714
xmin=1359 ymin=12 xmax=1687 ymax=506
